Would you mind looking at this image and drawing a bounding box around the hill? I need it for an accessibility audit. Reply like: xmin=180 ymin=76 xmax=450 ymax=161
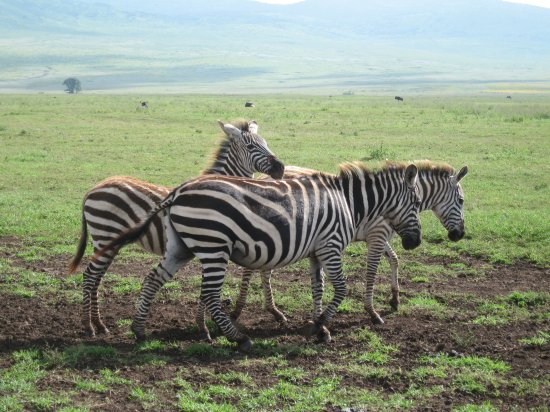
xmin=1 ymin=0 xmax=549 ymax=93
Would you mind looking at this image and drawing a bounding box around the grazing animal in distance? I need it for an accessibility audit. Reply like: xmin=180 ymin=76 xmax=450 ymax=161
xmin=137 ymin=101 xmax=148 ymax=110
xmin=94 ymin=162 xmax=422 ymax=350
xmin=245 ymin=101 xmax=255 ymax=107
xmin=68 ymin=120 xmax=285 ymax=337
xmin=395 ymin=96 xmax=403 ymax=101
xmin=506 ymin=95 xmax=512 ymax=99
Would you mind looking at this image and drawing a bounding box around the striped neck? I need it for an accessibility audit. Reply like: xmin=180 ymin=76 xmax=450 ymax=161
xmin=416 ymin=168 xmax=453 ymax=212
xmin=202 ymin=138 xmax=254 ymax=178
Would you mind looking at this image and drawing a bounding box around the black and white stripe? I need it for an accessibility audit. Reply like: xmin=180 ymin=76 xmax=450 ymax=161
xmin=95 ymin=162 xmax=422 ymax=350
xmin=229 ymin=161 xmax=468 ymax=326
xmin=68 ymin=120 xmax=284 ymax=337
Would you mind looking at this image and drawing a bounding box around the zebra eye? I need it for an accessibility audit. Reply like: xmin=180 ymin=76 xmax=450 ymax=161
xmin=458 ymin=198 xmax=464 ymax=205
xmin=246 ymin=144 xmax=256 ymax=150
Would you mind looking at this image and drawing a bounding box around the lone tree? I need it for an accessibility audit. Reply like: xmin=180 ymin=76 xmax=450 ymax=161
xmin=63 ymin=77 xmax=82 ymax=94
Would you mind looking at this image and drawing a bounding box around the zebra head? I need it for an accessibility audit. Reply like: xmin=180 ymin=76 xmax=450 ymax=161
xmin=432 ymin=165 xmax=468 ymax=242
xmin=387 ymin=164 xmax=423 ymax=250
xmin=218 ymin=121 xmax=285 ymax=179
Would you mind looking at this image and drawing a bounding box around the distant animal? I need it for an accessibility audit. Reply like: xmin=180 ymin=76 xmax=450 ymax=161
xmin=395 ymin=96 xmax=403 ymax=101
xmin=506 ymin=96 xmax=512 ymax=99
xmin=137 ymin=101 xmax=148 ymax=110
xmin=245 ymin=101 xmax=255 ymax=107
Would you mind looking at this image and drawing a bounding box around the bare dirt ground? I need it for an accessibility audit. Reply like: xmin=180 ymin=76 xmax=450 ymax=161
xmin=0 ymin=236 xmax=549 ymax=411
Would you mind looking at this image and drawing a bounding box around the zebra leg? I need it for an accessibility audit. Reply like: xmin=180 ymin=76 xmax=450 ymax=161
xmin=309 ymin=256 xmax=324 ymax=320
xmin=384 ymin=242 xmax=400 ymax=311
xmin=82 ymin=248 xmax=118 ymax=336
xmin=261 ymin=270 xmax=287 ymax=322
xmin=229 ymin=268 xmax=254 ymax=321
xmin=308 ymin=253 xmax=347 ymax=344
xmin=131 ymin=228 xmax=193 ymax=340
xmin=365 ymin=239 xmax=386 ymax=324
xmin=199 ymin=254 xmax=251 ymax=352
xmin=195 ymin=300 xmax=212 ymax=343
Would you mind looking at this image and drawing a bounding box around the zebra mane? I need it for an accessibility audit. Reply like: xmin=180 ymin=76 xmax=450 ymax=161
xmin=202 ymin=120 xmax=251 ymax=175
xmin=338 ymin=159 xmax=455 ymax=178
xmin=413 ymin=159 xmax=455 ymax=176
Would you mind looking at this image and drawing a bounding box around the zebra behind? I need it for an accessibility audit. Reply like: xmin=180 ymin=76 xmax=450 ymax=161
xmin=68 ymin=120 xmax=285 ymax=337
xmin=208 ymin=161 xmax=468 ymax=334
xmin=94 ymin=162 xmax=422 ymax=351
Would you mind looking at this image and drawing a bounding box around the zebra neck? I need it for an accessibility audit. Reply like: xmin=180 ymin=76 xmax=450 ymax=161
xmin=202 ymin=141 xmax=253 ymax=178
xmin=417 ymin=171 xmax=448 ymax=211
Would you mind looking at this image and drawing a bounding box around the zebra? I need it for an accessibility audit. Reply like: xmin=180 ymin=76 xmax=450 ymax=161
xmin=209 ymin=161 xmax=468 ymax=335
xmin=68 ymin=120 xmax=285 ymax=337
xmin=94 ymin=162 xmax=423 ymax=351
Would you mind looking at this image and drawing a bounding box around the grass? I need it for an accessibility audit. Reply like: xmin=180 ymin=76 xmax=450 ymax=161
xmin=0 ymin=94 xmax=549 ymax=411
xmin=0 ymin=94 xmax=549 ymax=266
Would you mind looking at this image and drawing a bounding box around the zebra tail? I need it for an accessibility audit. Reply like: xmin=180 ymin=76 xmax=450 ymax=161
xmin=92 ymin=194 xmax=175 ymax=261
xmin=68 ymin=210 xmax=88 ymax=274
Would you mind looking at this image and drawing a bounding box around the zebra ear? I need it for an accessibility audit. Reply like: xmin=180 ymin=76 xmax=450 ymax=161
xmin=455 ymin=166 xmax=468 ymax=182
xmin=248 ymin=120 xmax=259 ymax=134
xmin=404 ymin=164 xmax=418 ymax=189
xmin=218 ymin=121 xmax=243 ymax=140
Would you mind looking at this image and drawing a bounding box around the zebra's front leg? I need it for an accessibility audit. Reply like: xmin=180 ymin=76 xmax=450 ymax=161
xmin=229 ymin=268 xmax=254 ymax=321
xmin=365 ymin=239 xmax=386 ymax=324
xmin=199 ymin=255 xmax=252 ymax=352
xmin=384 ymin=242 xmax=400 ymax=311
xmin=261 ymin=270 xmax=287 ymax=322
xmin=82 ymin=248 xmax=117 ymax=336
xmin=308 ymin=254 xmax=347 ymax=344
xmin=309 ymin=256 xmax=324 ymax=320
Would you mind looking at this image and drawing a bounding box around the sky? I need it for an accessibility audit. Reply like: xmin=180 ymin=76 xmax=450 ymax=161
xmin=253 ymin=0 xmax=550 ymax=7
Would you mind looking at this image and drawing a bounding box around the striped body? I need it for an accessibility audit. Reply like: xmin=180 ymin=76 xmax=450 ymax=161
xmin=229 ymin=162 xmax=468 ymax=326
xmin=69 ymin=120 xmax=284 ymax=337
xmin=95 ymin=162 xmax=422 ymax=348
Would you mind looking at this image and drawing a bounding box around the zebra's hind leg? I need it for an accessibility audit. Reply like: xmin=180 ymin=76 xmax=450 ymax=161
xmin=384 ymin=242 xmax=400 ymax=311
xmin=261 ymin=270 xmax=287 ymax=322
xmin=195 ymin=300 xmax=212 ymax=343
xmin=82 ymin=248 xmax=117 ymax=336
xmin=199 ymin=253 xmax=251 ymax=352
xmin=229 ymin=268 xmax=254 ymax=321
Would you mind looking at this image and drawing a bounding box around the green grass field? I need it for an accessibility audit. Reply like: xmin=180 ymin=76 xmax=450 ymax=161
xmin=1 ymin=93 xmax=548 ymax=264
xmin=0 ymin=93 xmax=549 ymax=411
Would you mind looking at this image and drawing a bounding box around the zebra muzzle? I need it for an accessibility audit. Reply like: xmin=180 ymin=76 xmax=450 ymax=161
xmin=401 ymin=231 xmax=422 ymax=250
xmin=448 ymin=228 xmax=464 ymax=242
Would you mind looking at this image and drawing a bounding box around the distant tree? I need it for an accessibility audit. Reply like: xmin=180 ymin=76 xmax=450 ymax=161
xmin=63 ymin=77 xmax=82 ymax=94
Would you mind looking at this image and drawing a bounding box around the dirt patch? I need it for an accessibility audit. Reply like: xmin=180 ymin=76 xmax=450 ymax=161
xmin=0 ymin=237 xmax=549 ymax=411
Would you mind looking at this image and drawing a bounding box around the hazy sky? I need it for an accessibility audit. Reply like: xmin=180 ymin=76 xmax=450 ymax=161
xmin=254 ymin=0 xmax=550 ymax=7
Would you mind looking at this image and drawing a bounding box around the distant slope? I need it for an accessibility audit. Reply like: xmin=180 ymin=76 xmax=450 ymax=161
xmin=1 ymin=0 xmax=549 ymax=93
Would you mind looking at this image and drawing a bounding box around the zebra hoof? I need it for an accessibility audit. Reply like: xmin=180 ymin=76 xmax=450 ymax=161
xmin=317 ymin=326 xmax=332 ymax=344
xmin=304 ymin=320 xmax=325 ymax=339
xmin=130 ymin=325 xmax=147 ymax=342
xmin=269 ymin=309 xmax=288 ymax=323
xmin=94 ymin=323 xmax=110 ymax=335
xmin=83 ymin=327 xmax=96 ymax=338
xmin=370 ymin=314 xmax=385 ymax=325
xmin=389 ymin=297 xmax=400 ymax=312
xmin=237 ymin=338 xmax=252 ymax=353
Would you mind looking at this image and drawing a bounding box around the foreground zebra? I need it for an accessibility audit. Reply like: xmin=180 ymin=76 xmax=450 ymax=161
xmin=68 ymin=120 xmax=285 ymax=337
xmin=94 ymin=162 xmax=422 ymax=351
xmin=229 ymin=161 xmax=468 ymax=327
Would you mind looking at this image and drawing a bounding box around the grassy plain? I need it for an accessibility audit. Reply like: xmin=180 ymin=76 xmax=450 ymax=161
xmin=0 ymin=93 xmax=548 ymax=264
xmin=0 ymin=93 xmax=549 ymax=411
